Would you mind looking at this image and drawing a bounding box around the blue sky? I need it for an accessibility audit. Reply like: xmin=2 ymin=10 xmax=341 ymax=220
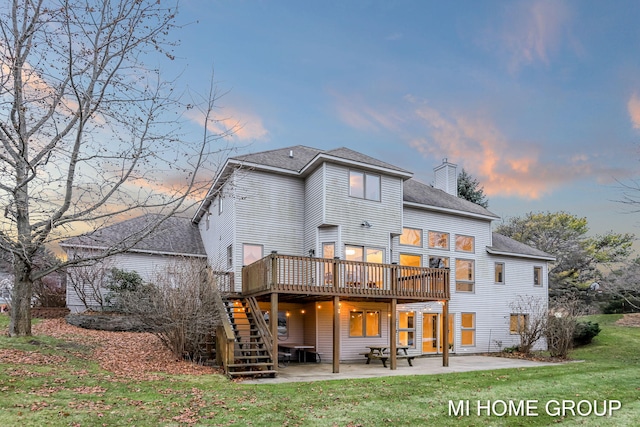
xmin=171 ymin=0 xmax=640 ymax=242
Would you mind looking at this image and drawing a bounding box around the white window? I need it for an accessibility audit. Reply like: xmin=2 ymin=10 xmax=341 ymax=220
xmin=349 ymin=310 xmax=381 ymax=337
xmin=400 ymin=227 xmax=422 ymax=247
xmin=428 ymin=231 xmax=449 ymax=250
xmin=243 ymin=244 xmax=263 ymax=266
xmin=461 ymin=313 xmax=476 ymax=346
xmin=227 ymin=245 xmax=233 ymax=269
xmin=349 ymin=170 xmax=381 ymax=201
xmin=455 ymin=234 xmax=474 ymax=253
xmin=495 ymin=262 xmax=505 ymax=284
xmin=533 ymin=266 xmax=542 ymax=286
xmin=455 ymin=259 xmax=475 ymax=292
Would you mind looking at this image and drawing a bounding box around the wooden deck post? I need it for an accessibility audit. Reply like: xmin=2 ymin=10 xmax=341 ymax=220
xmin=390 ymin=298 xmax=397 ymax=370
xmin=333 ymin=295 xmax=340 ymax=373
xmin=442 ymin=300 xmax=449 ymax=367
xmin=271 ymin=292 xmax=278 ymax=373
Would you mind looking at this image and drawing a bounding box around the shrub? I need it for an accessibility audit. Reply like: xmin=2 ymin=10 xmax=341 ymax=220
xmin=546 ymin=314 xmax=576 ymax=359
xmin=573 ymin=321 xmax=601 ymax=346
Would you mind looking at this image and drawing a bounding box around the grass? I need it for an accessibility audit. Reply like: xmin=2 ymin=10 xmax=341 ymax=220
xmin=1 ymin=314 xmax=639 ymax=426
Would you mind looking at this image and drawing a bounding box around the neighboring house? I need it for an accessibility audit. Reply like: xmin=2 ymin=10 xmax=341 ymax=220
xmin=61 ymin=214 xmax=206 ymax=313
xmin=63 ymin=145 xmax=554 ymax=375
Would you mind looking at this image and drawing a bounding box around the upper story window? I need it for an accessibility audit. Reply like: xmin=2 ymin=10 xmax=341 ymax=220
xmin=495 ymin=262 xmax=505 ymax=284
xmin=243 ymin=244 xmax=263 ymax=266
xmin=349 ymin=170 xmax=381 ymax=201
xmin=429 ymin=256 xmax=449 ymax=268
xmin=455 ymin=259 xmax=475 ymax=292
xmin=533 ymin=266 xmax=542 ymax=286
xmin=218 ymin=195 xmax=223 ymax=215
xmin=400 ymin=253 xmax=421 ymax=267
xmin=455 ymin=234 xmax=474 ymax=253
xmin=400 ymin=227 xmax=422 ymax=246
xmin=428 ymin=231 xmax=449 ymax=250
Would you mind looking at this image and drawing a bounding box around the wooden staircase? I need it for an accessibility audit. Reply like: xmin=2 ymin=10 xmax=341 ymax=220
xmin=223 ymin=297 xmax=276 ymax=378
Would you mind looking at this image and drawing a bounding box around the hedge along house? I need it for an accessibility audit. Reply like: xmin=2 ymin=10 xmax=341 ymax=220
xmin=61 ymin=214 xmax=207 ymax=313
xmin=192 ymin=146 xmax=555 ymax=375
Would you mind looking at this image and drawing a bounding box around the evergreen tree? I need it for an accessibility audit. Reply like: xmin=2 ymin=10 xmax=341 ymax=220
xmin=457 ymin=169 xmax=489 ymax=208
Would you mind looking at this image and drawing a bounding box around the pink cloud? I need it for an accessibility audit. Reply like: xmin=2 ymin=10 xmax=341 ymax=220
xmin=186 ymin=106 xmax=269 ymax=142
xmin=628 ymin=93 xmax=640 ymax=130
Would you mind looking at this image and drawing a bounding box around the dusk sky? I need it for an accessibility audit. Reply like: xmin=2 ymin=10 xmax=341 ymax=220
xmin=172 ymin=0 xmax=640 ymax=245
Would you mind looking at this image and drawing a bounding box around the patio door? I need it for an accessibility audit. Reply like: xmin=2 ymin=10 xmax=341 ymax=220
xmin=422 ymin=313 xmax=454 ymax=354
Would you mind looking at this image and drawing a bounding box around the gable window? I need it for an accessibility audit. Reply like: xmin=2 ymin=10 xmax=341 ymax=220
xmin=349 ymin=170 xmax=380 ymax=201
xmin=455 ymin=259 xmax=475 ymax=292
xmin=455 ymin=235 xmax=474 ymax=253
xmin=533 ymin=266 xmax=542 ymax=287
xmin=398 ymin=311 xmax=416 ymax=348
xmin=243 ymin=244 xmax=262 ymax=266
xmin=495 ymin=262 xmax=505 ymax=284
xmin=510 ymin=314 xmax=528 ymax=334
xmin=429 ymin=256 xmax=449 ymax=268
xmin=218 ymin=195 xmax=223 ymax=215
xmin=400 ymin=227 xmax=422 ymax=246
xmin=461 ymin=313 xmax=476 ymax=346
xmin=428 ymin=231 xmax=449 ymax=250
xmin=349 ymin=310 xmax=381 ymax=337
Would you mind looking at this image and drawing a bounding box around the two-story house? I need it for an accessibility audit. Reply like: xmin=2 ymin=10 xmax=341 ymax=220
xmin=191 ymin=146 xmax=554 ymax=374
xmin=64 ymin=145 xmax=554 ymax=377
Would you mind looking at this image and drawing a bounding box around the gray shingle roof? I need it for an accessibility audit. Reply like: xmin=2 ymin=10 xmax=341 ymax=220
xmin=231 ymin=145 xmax=411 ymax=175
xmin=488 ymin=232 xmax=556 ymax=260
xmin=403 ymin=178 xmax=499 ymax=219
xmin=60 ymin=214 xmax=205 ymax=256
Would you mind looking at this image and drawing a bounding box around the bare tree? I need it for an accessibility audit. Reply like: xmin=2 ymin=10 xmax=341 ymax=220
xmin=113 ymin=258 xmax=223 ymax=361
xmin=509 ymin=295 xmax=548 ymax=354
xmin=0 ymin=0 xmax=236 ymax=336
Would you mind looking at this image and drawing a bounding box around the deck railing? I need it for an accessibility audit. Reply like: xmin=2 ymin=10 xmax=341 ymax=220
xmin=242 ymin=253 xmax=449 ymax=300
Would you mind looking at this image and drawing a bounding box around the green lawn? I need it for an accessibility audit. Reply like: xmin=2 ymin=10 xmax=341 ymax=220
xmin=1 ymin=314 xmax=639 ymax=426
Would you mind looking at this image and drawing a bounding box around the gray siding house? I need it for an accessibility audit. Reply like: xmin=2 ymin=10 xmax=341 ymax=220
xmin=65 ymin=145 xmax=554 ymax=376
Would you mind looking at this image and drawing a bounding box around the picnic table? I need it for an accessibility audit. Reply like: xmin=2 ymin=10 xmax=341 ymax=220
xmin=361 ymin=345 xmax=415 ymax=368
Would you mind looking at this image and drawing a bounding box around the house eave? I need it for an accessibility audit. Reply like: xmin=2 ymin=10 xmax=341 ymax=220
xmin=59 ymin=243 xmax=207 ymax=258
xmin=486 ymin=247 xmax=556 ymax=262
xmin=300 ymin=153 xmax=414 ymax=179
xmin=403 ymin=201 xmax=499 ymax=221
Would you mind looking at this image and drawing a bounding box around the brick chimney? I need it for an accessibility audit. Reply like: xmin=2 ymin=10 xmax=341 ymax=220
xmin=434 ymin=158 xmax=458 ymax=196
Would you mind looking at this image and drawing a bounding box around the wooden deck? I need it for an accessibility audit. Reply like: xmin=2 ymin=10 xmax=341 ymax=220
xmin=242 ymin=253 xmax=449 ymax=302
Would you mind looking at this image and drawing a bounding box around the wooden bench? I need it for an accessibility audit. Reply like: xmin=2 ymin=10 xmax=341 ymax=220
xmin=368 ymin=354 xmax=415 ymax=368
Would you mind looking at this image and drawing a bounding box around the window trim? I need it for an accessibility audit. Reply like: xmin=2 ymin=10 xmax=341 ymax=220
xmin=460 ymin=312 xmax=476 ymax=347
xmin=242 ymin=243 xmax=263 ymax=266
xmin=533 ymin=266 xmax=543 ymax=287
xmin=349 ymin=309 xmax=381 ymax=337
xmin=510 ymin=313 xmax=528 ymax=334
xmin=455 ymin=258 xmax=475 ymax=293
xmin=397 ymin=310 xmax=416 ymax=348
xmin=495 ymin=262 xmax=505 ymax=285
xmin=455 ymin=234 xmax=475 ymax=253
xmin=349 ymin=170 xmax=381 ymax=202
xmin=428 ymin=230 xmax=450 ymax=250
xmin=400 ymin=227 xmax=422 ymax=247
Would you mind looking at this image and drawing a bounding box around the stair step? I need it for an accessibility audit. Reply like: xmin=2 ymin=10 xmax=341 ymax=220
xmin=228 ymin=370 xmax=277 ymax=378
xmin=228 ymin=362 xmax=274 ymax=368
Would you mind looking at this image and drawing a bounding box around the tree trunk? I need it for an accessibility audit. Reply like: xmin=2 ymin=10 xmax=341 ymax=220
xmin=9 ymin=258 xmax=33 ymax=336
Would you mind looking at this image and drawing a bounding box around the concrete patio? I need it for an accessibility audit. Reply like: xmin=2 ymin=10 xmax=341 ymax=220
xmin=241 ymin=355 xmax=562 ymax=384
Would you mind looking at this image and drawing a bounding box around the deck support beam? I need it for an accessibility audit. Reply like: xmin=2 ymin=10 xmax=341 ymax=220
xmin=390 ymin=298 xmax=397 ymax=370
xmin=333 ymin=295 xmax=340 ymax=373
xmin=271 ymin=292 xmax=278 ymax=373
xmin=443 ymin=299 xmax=449 ymax=367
